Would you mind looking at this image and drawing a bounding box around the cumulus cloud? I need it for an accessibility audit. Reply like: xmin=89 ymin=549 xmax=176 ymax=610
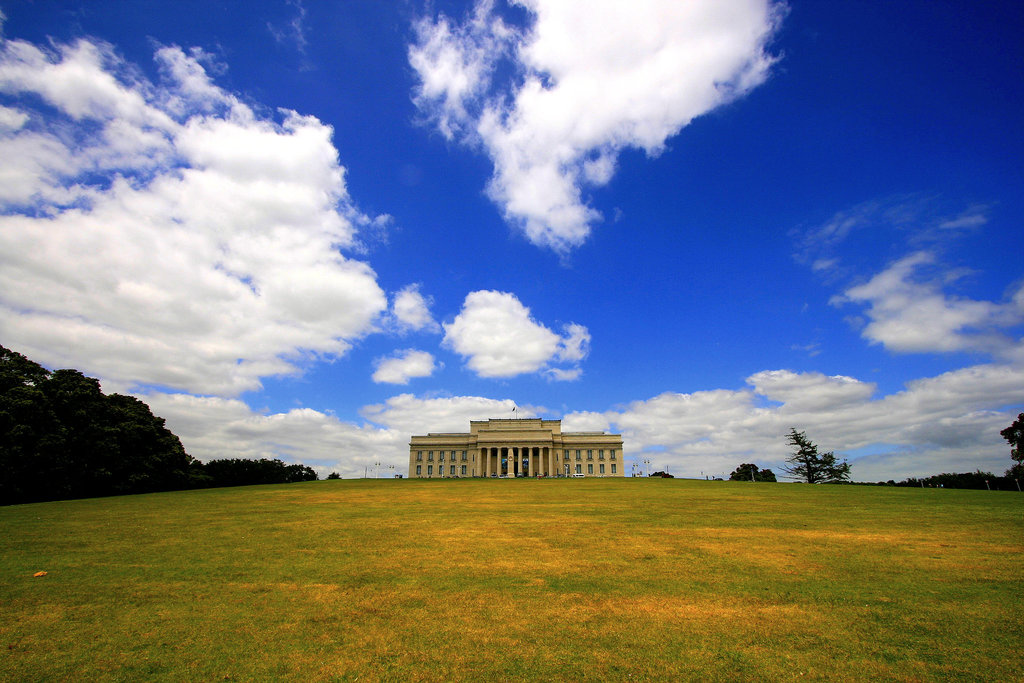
xmin=361 ymin=392 xmax=526 ymax=436
xmin=442 ymin=290 xmax=588 ymax=378
xmin=572 ymin=364 xmax=1024 ymax=481
xmin=390 ymin=284 xmax=440 ymax=333
xmin=410 ymin=0 xmax=783 ymax=252
xmin=0 ymin=35 xmax=388 ymax=396
xmin=150 ymin=360 xmax=1022 ymax=483
xmin=145 ymin=392 xmax=405 ymax=479
xmin=371 ymin=349 xmax=438 ymax=385
xmin=831 ymin=252 xmax=1024 ymax=355
xmin=142 ymin=391 xmax=532 ymax=478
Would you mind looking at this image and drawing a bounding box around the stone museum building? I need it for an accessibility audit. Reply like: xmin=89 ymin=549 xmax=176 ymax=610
xmin=409 ymin=418 xmax=624 ymax=478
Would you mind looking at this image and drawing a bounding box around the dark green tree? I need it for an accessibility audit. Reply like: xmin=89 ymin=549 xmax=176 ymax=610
xmin=103 ymin=393 xmax=195 ymax=494
xmin=200 ymin=458 xmax=318 ymax=487
xmin=782 ymin=428 xmax=850 ymax=484
xmin=729 ymin=463 xmax=777 ymax=482
xmin=0 ymin=344 xmax=200 ymax=504
xmin=0 ymin=345 xmax=50 ymax=392
xmin=1001 ymin=413 xmax=1024 ymax=479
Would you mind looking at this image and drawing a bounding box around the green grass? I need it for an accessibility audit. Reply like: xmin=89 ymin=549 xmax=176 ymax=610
xmin=1 ymin=479 xmax=1021 ymax=681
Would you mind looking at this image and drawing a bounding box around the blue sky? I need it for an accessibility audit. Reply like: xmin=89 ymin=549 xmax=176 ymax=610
xmin=1 ymin=0 xmax=1021 ymax=480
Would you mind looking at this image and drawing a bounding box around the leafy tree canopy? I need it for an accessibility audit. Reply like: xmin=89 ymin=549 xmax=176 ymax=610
xmin=782 ymin=428 xmax=850 ymax=484
xmin=1 ymin=346 xmax=197 ymax=504
xmin=1001 ymin=413 xmax=1024 ymax=479
xmin=729 ymin=463 xmax=777 ymax=482
xmin=1 ymin=344 xmax=319 ymax=505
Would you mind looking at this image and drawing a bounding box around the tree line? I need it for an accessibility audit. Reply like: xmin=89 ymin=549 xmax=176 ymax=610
xmin=1 ymin=345 xmax=317 ymax=506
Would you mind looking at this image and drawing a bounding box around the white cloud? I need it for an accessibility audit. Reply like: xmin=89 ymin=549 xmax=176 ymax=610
xmin=748 ymin=369 xmax=876 ymax=410
xmin=409 ymin=0 xmax=514 ymax=141
xmin=442 ymin=290 xmax=588 ymax=378
xmin=0 ymin=36 xmax=388 ymax=396
xmin=573 ymin=363 xmax=1024 ymax=481
xmin=390 ymin=284 xmax=440 ymax=333
xmin=831 ymin=252 xmax=1023 ymax=355
xmin=371 ymin=349 xmax=438 ymax=385
xmin=150 ymin=362 xmax=1023 ymax=483
xmin=145 ymin=392 xmax=406 ymax=479
xmin=556 ymin=322 xmax=591 ymax=363
xmin=545 ymin=367 xmax=582 ymax=382
xmin=145 ymin=391 xmax=533 ymax=479
xmin=0 ymin=104 xmax=27 ymax=131
xmin=361 ymin=392 xmax=524 ymax=435
xmin=410 ymin=0 xmax=783 ymax=251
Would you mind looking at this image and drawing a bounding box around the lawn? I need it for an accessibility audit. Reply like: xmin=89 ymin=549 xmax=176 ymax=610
xmin=1 ymin=478 xmax=1021 ymax=681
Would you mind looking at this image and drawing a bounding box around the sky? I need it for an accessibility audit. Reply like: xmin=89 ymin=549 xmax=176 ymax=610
xmin=0 ymin=0 xmax=1021 ymax=481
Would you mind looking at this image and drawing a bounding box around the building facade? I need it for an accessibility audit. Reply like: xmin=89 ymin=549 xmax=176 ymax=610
xmin=408 ymin=418 xmax=624 ymax=478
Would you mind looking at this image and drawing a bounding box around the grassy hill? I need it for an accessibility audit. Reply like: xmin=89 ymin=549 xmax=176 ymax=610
xmin=1 ymin=478 xmax=1021 ymax=681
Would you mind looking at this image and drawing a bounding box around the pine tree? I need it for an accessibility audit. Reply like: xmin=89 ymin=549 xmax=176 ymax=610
xmin=1001 ymin=413 xmax=1024 ymax=479
xmin=782 ymin=428 xmax=850 ymax=484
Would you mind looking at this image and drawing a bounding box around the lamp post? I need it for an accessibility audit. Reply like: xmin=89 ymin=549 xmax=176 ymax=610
xmin=643 ymin=458 xmax=651 ymax=477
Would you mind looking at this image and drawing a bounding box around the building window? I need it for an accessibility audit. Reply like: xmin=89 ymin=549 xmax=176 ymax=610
xmin=598 ymin=450 xmax=604 ymax=460
xmin=611 ymin=464 xmax=617 ymax=474
xmin=428 ymin=451 xmax=434 ymax=461
xmin=600 ymin=464 xmax=605 ymax=474
xmin=588 ymin=464 xmax=594 ymax=474
xmin=416 ymin=465 xmax=422 ymax=475
xmin=610 ymin=449 xmax=616 ymax=460
xmin=575 ymin=450 xmax=581 ymax=461
xmin=575 ymin=464 xmax=582 ymax=474
xmin=563 ymin=450 xmax=569 ymax=461
xmin=440 ymin=451 xmax=446 ymax=462
xmin=461 ymin=465 xmax=467 ymax=476
xmin=461 ymin=451 xmax=467 ymax=461
xmin=587 ymin=450 xmax=593 ymax=460
xmin=427 ymin=465 xmax=433 ymax=475
xmin=450 ymin=465 xmax=456 ymax=475
xmin=416 ymin=451 xmax=423 ymax=461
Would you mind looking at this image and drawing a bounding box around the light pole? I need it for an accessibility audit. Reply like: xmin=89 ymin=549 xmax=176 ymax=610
xmin=643 ymin=458 xmax=651 ymax=477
